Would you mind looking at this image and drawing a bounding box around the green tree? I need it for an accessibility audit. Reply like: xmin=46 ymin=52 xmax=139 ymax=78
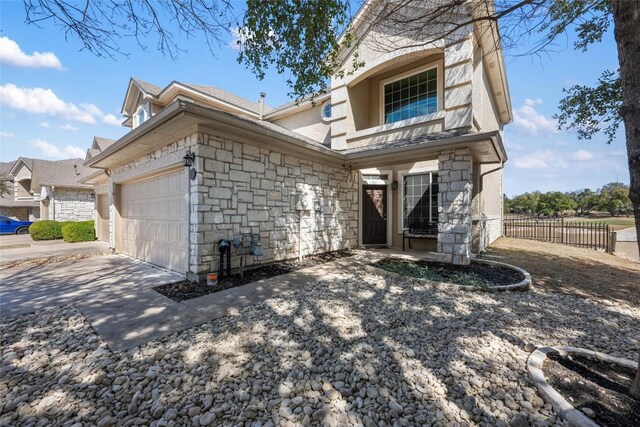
xmin=537 ymin=191 xmax=576 ymax=216
xmin=570 ymin=189 xmax=599 ymax=216
xmin=598 ymin=182 xmax=632 ymax=216
xmin=0 ymin=173 xmax=11 ymax=198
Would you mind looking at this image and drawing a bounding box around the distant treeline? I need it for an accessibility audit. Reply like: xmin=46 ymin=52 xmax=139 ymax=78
xmin=504 ymin=182 xmax=632 ymax=217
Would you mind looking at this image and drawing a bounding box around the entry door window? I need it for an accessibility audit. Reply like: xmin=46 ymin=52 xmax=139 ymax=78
xmin=403 ymin=172 xmax=438 ymax=228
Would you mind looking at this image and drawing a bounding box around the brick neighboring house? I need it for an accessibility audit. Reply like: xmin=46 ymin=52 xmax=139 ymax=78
xmin=7 ymin=158 xmax=96 ymax=222
xmin=0 ymin=162 xmax=39 ymax=221
xmin=84 ymin=1 xmax=511 ymax=279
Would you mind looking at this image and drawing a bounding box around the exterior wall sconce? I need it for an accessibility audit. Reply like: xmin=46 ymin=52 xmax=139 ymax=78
xmin=90 ymin=192 xmax=96 ymax=199
xmin=391 ymin=181 xmax=398 ymax=190
xmin=183 ymin=149 xmax=195 ymax=167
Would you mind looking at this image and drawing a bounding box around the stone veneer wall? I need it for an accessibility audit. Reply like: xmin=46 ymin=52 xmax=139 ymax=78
xmin=437 ymin=148 xmax=473 ymax=265
xmin=51 ymin=188 xmax=94 ymax=221
xmin=0 ymin=206 xmax=39 ymax=222
xmin=192 ymin=132 xmax=359 ymax=276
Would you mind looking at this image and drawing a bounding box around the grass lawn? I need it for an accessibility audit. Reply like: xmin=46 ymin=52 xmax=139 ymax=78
xmin=565 ymin=216 xmax=636 ymax=231
xmin=485 ymin=237 xmax=640 ymax=307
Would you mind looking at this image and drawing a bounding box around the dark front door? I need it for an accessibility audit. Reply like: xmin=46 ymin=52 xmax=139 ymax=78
xmin=363 ymin=185 xmax=387 ymax=245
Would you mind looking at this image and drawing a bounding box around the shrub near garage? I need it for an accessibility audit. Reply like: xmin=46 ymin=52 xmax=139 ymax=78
xmin=28 ymin=220 xmax=64 ymax=240
xmin=61 ymin=221 xmax=95 ymax=243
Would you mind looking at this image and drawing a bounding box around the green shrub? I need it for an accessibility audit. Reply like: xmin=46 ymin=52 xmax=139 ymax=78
xmin=61 ymin=220 xmax=95 ymax=243
xmin=29 ymin=220 xmax=64 ymax=240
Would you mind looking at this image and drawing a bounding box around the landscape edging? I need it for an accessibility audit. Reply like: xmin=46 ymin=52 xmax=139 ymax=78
xmin=526 ymin=345 xmax=637 ymax=427
xmin=363 ymin=258 xmax=532 ymax=291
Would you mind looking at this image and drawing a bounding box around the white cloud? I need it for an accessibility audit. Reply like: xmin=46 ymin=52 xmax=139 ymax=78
xmin=0 ymin=84 xmax=95 ymax=123
xmin=0 ymin=131 xmax=14 ymax=138
xmin=102 ymin=114 xmax=122 ymax=126
xmin=60 ymin=124 xmax=80 ymax=131
xmin=29 ymin=139 xmax=85 ymax=159
xmin=571 ymin=149 xmax=594 ymax=161
xmin=512 ymin=98 xmax=558 ymax=136
xmin=0 ymin=37 xmax=63 ymax=70
xmin=40 ymin=121 xmax=50 ymax=128
xmin=514 ymin=149 xmax=567 ymax=170
xmin=0 ymin=84 xmax=122 ymax=127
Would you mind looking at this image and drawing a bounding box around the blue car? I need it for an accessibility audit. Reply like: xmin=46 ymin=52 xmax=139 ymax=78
xmin=0 ymin=215 xmax=32 ymax=235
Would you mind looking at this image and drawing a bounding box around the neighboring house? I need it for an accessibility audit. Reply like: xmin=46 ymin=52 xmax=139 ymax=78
xmin=8 ymin=158 xmax=96 ymax=221
xmin=84 ymin=1 xmax=511 ymax=278
xmin=0 ymin=162 xmax=39 ymax=221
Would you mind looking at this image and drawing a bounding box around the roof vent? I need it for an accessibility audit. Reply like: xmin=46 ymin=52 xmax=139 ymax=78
xmin=259 ymin=92 xmax=266 ymax=120
xmin=73 ymin=164 xmax=79 ymax=176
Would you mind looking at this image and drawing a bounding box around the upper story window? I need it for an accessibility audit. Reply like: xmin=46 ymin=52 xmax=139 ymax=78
xmin=382 ymin=65 xmax=439 ymax=124
xmin=136 ymin=107 xmax=147 ymax=127
xmin=321 ymin=101 xmax=332 ymax=121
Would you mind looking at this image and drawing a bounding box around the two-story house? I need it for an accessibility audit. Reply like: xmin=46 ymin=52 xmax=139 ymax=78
xmin=83 ymin=1 xmax=511 ymax=279
xmin=4 ymin=158 xmax=96 ymax=222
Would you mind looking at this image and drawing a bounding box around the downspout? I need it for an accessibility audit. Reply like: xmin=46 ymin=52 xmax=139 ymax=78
xmin=51 ymin=185 xmax=55 ymax=220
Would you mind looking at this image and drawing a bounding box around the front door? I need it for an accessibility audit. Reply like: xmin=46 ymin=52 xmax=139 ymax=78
xmin=362 ymin=185 xmax=387 ymax=245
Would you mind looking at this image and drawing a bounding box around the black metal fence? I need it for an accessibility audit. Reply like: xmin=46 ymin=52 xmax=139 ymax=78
xmin=503 ymin=217 xmax=612 ymax=252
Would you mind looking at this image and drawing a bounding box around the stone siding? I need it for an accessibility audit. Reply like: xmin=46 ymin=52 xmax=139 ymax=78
xmin=437 ymin=148 xmax=473 ymax=265
xmin=51 ymin=188 xmax=94 ymax=221
xmin=192 ymin=132 xmax=359 ymax=276
xmin=0 ymin=206 xmax=39 ymax=222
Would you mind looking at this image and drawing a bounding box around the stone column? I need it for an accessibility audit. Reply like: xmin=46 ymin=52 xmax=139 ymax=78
xmin=437 ymin=148 xmax=473 ymax=265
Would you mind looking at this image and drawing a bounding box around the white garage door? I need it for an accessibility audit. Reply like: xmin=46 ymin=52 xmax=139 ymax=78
xmin=119 ymin=169 xmax=187 ymax=272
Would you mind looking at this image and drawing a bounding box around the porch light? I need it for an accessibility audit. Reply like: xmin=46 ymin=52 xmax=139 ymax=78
xmin=183 ymin=149 xmax=195 ymax=167
xmin=90 ymin=192 xmax=95 ymax=199
xmin=391 ymin=180 xmax=398 ymax=190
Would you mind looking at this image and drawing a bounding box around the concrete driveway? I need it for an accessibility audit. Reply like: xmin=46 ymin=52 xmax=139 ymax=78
xmin=0 ymin=234 xmax=109 ymax=264
xmin=0 ymin=255 xmax=209 ymax=351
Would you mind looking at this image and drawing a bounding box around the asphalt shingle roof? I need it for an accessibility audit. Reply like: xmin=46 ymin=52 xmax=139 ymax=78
xmin=16 ymin=158 xmax=94 ymax=189
xmin=342 ymin=129 xmax=474 ymax=155
xmin=182 ymin=83 xmax=271 ymax=115
xmin=132 ymin=79 xmax=163 ymax=96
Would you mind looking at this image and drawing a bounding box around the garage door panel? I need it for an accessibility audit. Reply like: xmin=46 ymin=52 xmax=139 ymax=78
xmin=119 ymin=169 xmax=186 ymax=272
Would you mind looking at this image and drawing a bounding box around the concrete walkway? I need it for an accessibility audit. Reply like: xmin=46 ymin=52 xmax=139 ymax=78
xmin=0 ymin=255 xmax=208 ymax=352
xmin=0 ymin=234 xmax=109 ymax=264
xmin=614 ymin=227 xmax=639 ymax=262
xmin=0 ymin=249 xmax=426 ymax=352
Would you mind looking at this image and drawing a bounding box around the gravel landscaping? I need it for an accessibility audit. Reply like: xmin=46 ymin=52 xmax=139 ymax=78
xmin=2 ymin=268 xmax=638 ymax=427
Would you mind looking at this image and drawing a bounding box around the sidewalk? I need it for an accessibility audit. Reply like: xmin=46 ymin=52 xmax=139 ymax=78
xmin=0 ymin=234 xmax=109 ymax=264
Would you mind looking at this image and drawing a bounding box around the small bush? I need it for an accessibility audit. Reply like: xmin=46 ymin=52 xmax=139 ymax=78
xmin=61 ymin=220 xmax=95 ymax=243
xmin=29 ymin=220 xmax=63 ymax=240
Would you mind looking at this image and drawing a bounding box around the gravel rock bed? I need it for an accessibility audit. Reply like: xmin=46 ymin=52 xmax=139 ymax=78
xmin=1 ymin=271 xmax=638 ymax=427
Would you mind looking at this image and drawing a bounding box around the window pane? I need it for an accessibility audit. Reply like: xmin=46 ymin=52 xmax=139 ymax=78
xmin=385 ymin=67 xmax=438 ymax=124
xmin=403 ymin=172 xmax=440 ymax=228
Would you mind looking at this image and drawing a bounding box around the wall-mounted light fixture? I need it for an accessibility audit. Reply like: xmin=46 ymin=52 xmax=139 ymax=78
xmin=183 ymin=149 xmax=195 ymax=167
xmin=90 ymin=192 xmax=96 ymax=199
xmin=391 ymin=180 xmax=398 ymax=190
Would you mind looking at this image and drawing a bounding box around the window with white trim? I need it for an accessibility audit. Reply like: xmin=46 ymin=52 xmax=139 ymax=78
xmin=136 ymin=108 xmax=147 ymax=127
xmin=402 ymin=172 xmax=439 ymax=228
xmin=383 ymin=67 xmax=438 ymax=124
xmin=321 ymin=101 xmax=332 ymax=121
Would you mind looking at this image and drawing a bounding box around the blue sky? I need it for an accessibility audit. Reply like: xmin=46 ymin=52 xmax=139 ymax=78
xmin=0 ymin=1 xmax=629 ymax=196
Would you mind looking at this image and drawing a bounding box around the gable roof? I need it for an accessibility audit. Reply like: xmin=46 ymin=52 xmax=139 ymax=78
xmin=10 ymin=157 xmax=94 ymax=189
xmin=86 ymin=136 xmax=116 ymax=161
xmin=132 ymin=78 xmax=163 ymax=96
xmin=121 ymin=78 xmax=271 ymax=120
